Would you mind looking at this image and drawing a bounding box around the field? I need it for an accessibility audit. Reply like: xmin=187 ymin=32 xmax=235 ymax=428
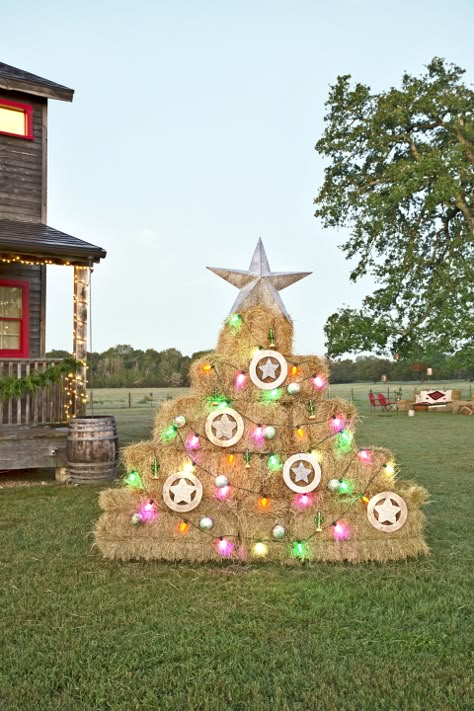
xmin=1 ymin=386 xmax=473 ymax=709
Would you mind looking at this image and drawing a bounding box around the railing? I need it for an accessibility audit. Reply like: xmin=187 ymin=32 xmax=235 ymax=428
xmin=0 ymin=359 xmax=69 ymax=426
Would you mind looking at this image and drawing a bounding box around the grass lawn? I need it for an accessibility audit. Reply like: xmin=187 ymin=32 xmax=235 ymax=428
xmin=1 ymin=402 xmax=473 ymax=709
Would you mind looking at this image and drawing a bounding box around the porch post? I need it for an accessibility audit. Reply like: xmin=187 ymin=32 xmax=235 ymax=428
xmin=73 ymin=266 xmax=89 ymax=417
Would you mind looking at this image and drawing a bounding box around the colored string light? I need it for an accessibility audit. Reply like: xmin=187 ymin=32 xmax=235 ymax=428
xmin=216 ymin=537 xmax=234 ymax=557
xmin=293 ymin=493 xmax=313 ymax=510
xmin=330 ymin=415 xmax=345 ymax=433
xmin=262 ymin=387 xmax=282 ymax=403
xmin=267 ymin=453 xmax=281 ymax=472
xmin=331 ymin=521 xmax=351 ymax=541
xmin=139 ymin=499 xmax=157 ymax=522
xmin=215 ymin=485 xmax=231 ymax=501
xmin=178 ymin=520 xmax=190 ymax=534
xmin=291 ymin=540 xmax=309 ymax=559
xmin=311 ymin=374 xmax=327 ymax=390
xmin=162 ymin=424 xmax=178 ymax=442
xmin=235 ymin=371 xmax=247 ymax=389
xmin=253 ymin=541 xmax=268 ymax=557
xmin=259 ymin=495 xmax=270 ymax=509
xmin=124 ymin=470 xmax=144 ymax=489
xmin=186 ymin=433 xmax=200 ymax=450
xmin=358 ymin=449 xmax=372 ymax=464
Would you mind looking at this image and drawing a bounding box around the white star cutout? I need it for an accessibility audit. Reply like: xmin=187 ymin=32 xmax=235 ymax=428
xmin=374 ymin=497 xmax=401 ymax=524
xmin=169 ymin=477 xmax=197 ymax=505
xmin=258 ymin=358 xmax=279 ymax=380
xmin=212 ymin=413 xmax=238 ymax=440
xmin=207 ymin=238 xmax=311 ymax=322
xmin=292 ymin=461 xmax=312 ymax=483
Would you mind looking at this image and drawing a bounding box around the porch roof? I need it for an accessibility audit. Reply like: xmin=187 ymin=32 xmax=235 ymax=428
xmin=0 ymin=62 xmax=74 ymax=102
xmin=0 ymin=219 xmax=106 ymax=266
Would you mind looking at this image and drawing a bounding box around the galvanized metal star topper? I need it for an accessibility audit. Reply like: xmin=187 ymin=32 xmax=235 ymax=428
xmin=207 ymin=238 xmax=311 ymax=321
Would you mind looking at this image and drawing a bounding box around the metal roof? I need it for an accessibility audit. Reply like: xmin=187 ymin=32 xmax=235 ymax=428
xmin=0 ymin=220 xmax=106 ymax=266
xmin=0 ymin=62 xmax=74 ymax=102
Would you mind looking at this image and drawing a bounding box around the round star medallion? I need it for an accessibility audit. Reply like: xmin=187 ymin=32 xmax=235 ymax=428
xmin=205 ymin=407 xmax=244 ymax=447
xmin=367 ymin=491 xmax=408 ymax=532
xmin=249 ymin=349 xmax=288 ymax=390
xmin=282 ymin=453 xmax=321 ymax=493
xmin=162 ymin=471 xmax=203 ymax=512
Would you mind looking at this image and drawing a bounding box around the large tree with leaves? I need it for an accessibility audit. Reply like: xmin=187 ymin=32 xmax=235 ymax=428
xmin=314 ymin=58 xmax=474 ymax=362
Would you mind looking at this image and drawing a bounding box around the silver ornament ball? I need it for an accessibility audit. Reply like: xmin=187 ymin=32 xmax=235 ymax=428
xmin=272 ymin=524 xmax=286 ymax=539
xmin=215 ymin=475 xmax=229 ymax=489
xmin=200 ymin=516 xmax=214 ymax=531
xmin=287 ymin=382 xmax=301 ymax=395
xmin=173 ymin=415 xmax=186 ymax=429
xmin=263 ymin=426 xmax=276 ymax=440
xmin=327 ymin=479 xmax=341 ymax=493
xmin=130 ymin=513 xmax=143 ymax=526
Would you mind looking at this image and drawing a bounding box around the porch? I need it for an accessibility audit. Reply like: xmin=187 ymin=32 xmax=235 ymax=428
xmin=0 ymin=358 xmax=70 ymax=425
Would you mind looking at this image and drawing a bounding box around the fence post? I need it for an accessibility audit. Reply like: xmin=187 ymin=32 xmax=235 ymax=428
xmin=128 ymin=392 xmax=132 ymax=408
xmin=351 ymin=388 xmax=354 ymax=402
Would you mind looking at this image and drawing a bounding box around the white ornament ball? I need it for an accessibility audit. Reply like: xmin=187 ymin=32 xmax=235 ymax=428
xmin=264 ymin=426 xmax=276 ymax=440
xmin=327 ymin=479 xmax=341 ymax=493
xmin=287 ymin=382 xmax=301 ymax=395
xmin=215 ymin=475 xmax=229 ymax=489
xmin=173 ymin=415 xmax=186 ymax=428
xmin=272 ymin=524 xmax=286 ymax=539
xmin=199 ymin=516 xmax=214 ymax=531
xmin=130 ymin=513 xmax=143 ymax=526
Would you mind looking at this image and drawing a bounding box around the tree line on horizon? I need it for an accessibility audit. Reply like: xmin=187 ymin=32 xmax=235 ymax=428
xmin=46 ymin=345 xmax=473 ymax=388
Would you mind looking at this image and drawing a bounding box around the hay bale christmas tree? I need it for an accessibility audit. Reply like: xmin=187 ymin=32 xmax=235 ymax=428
xmin=95 ymin=240 xmax=428 ymax=563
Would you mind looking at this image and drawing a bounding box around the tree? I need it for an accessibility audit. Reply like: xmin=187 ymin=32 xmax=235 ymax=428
xmin=314 ymin=58 xmax=474 ymax=362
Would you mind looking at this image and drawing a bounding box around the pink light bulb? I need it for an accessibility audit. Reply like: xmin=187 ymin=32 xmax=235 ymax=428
xmin=139 ymin=500 xmax=157 ymax=522
xmin=216 ymin=538 xmax=234 ymax=557
xmin=358 ymin=449 xmax=372 ymax=464
xmin=235 ymin=372 xmax=247 ymax=389
xmin=293 ymin=493 xmax=313 ymax=510
xmin=253 ymin=425 xmax=264 ymax=443
xmin=332 ymin=521 xmax=351 ymax=541
xmin=330 ymin=415 xmax=345 ymax=433
xmin=186 ymin=433 xmax=200 ymax=450
xmin=215 ymin=485 xmax=231 ymax=501
xmin=312 ymin=375 xmax=327 ymax=390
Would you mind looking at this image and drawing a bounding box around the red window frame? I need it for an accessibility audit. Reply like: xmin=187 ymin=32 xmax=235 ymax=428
xmin=0 ymin=98 xmax=34 ymax=140
xmin=0 ymin=279 xmax=30 ymax=358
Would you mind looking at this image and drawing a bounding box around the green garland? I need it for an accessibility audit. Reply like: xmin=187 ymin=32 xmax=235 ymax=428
xmin=0 ymin=356 xmax=81 ymax=400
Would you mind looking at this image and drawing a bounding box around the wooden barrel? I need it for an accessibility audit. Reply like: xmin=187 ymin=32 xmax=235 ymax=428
xmin=67 ymin=416 xmax=119 ymax=484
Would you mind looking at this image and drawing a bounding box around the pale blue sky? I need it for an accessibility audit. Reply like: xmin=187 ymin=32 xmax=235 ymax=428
xmin=2 ymin=1 xmax=474 ymax=356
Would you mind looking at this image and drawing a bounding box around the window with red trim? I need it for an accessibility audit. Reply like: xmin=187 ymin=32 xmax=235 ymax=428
xmin=0 ymin=279 xmax=29 ymax=357
xmin=0 ymin=98 xmax=34 ymax=140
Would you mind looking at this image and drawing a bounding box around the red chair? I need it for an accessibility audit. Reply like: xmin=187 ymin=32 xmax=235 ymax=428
xmin=376 ymin=392 xmax=397 ymax=412
xmin=368 ymin=392 xmax=384 ymax=413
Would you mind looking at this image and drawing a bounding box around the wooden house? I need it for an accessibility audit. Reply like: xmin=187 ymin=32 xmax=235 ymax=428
xmin=0 ymin=61 xmax=106 ymax=471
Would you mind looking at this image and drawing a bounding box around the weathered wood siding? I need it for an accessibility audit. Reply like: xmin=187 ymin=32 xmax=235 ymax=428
xmin=0 ymin=263 xmax=45 ymax=357
xmin=0 ymin=89 xmax=46 ymax=222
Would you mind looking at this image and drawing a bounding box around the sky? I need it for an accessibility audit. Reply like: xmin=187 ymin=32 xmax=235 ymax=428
xmin=2 ymin=0 xmax=474 ymax=357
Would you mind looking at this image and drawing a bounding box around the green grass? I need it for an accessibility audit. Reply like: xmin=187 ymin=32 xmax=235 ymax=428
xmin=1 ymin=402 xmax=474 ymax=709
